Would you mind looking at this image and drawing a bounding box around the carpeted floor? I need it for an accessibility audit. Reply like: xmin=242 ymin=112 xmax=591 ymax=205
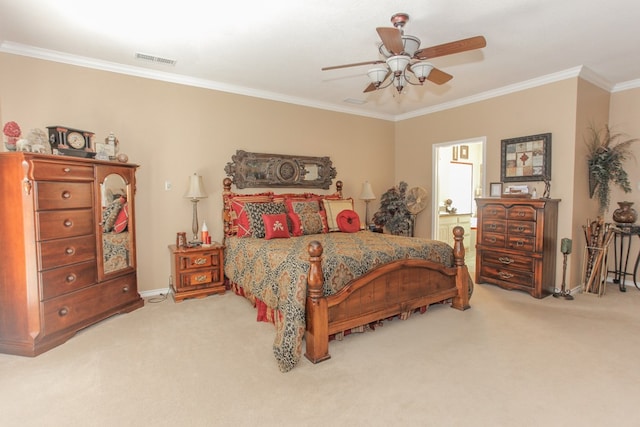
xmin=1 ymin=281 xmax=639 ymax=427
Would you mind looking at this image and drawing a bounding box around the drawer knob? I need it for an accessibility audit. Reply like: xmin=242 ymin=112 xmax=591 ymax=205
xmin=498 ymin=257 xmax=514 ymax=265
xmin=66 ymin=274 xmax=76 ymax=283
xmin=487 ymin=237 xmax=497 ymax=243
xmin=58 ymin=307 xmax=69 ymax=316
xmin=516 ymin=240 xmax=524 ymax=247
xmin=194 ymin=257 xmax=207 ymax=265
xmin=517 ymin=212 xmax=525 ymax=217
xmin=61 ymin=191 xmax=71 ymax=199
xmin=516 ymin=226 xmax=524 ymax=232
xmin=489 ymin=224 xmax=496 ymax=230
xmin=63 ymin=167 xmax=71 ymax=173
xmin=194 ymin=275 xmax=207 ymax=283
xmin=498 ymin=272 xmax=514 ymax=279
xmin=122 ymin=286 xmax=130 ymax=293
xmin=65 ymin=247 xmax=75 ymax=255
xmin=63 ymin=219 xmax=73 ymax=227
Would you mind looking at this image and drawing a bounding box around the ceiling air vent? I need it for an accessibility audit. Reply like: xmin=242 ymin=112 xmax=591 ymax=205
xmin=135 ymin=52 xmax=177 ymax=66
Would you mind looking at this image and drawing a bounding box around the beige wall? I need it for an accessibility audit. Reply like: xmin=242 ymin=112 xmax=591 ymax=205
xmin=0 ymin=53 xmax=395 ymax=293
xmin=3 ymin=51 xmax=640 ymax=295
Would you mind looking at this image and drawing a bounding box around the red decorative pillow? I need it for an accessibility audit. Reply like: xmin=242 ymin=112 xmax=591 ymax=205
xmin=288 ymin=212 xmax=303 ymax=237
xmin=337 ymin=209 xmax=361 ymax=233
xmin=262 ymin=213 xmax=290 ymax=240
xmin=229 ymin=194 xmax=272 ymax=237
xmin=113 ymin=203 xmax=129 ymax=233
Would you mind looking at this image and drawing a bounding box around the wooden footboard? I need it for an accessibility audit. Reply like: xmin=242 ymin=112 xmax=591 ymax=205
xmin=304 ymin=226 xmax=470 ymax=364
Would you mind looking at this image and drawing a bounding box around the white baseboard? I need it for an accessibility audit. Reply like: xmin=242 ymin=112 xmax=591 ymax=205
xmin=140 ymin=288 xmax=171 ymax=298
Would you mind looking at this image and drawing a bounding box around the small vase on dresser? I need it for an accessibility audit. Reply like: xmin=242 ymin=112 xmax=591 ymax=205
xmin=612 ymin=201 xmax=638 ymax=224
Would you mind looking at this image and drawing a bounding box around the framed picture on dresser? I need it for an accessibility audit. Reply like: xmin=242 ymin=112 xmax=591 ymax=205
xmin=489 ymin=182 xmax=503 ymax=197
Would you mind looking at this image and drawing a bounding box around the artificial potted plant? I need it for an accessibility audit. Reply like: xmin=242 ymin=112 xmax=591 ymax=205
xmin=372 ymin=181 xmax=412 ymax=236
xmin=586 ymin=124 xmax=638 ymax=214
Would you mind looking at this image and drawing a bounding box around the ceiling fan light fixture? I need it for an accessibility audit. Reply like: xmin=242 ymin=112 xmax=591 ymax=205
xmin=386 ymin=55 xmax=410 ymax=74
xmin=367 ymin=67 xmax=388 ymax=85
xmin=378 ymin=35 xmax=421 ymax=58
xmin=410 ymin=62 xmax=434 ymax=82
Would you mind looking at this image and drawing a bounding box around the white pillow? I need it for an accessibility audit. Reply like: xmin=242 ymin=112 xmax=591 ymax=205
xmin=323 ymin=198 xmax=354 ymax=231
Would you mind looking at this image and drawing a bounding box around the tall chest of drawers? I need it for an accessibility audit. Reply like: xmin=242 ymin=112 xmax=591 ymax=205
xmin=0 ymin=152 xmax=143 ymax=356
xmin=475 ymin=198 xmax=560 ymax=298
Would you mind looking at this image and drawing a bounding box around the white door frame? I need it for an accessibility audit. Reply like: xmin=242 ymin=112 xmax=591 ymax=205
xmin=431 ymin=137 xmax=487 ymax=240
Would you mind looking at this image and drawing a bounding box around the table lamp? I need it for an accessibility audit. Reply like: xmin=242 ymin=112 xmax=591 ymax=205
xmin=359 ymin=181 xmax=376 ymax=227
xmin=184 ymin=173 xmax=207 ymax=243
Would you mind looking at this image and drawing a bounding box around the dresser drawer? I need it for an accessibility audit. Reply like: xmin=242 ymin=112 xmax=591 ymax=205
xmin=37 ymin=209 xmax=94 ymax=241
xmin=35 ymin=182 xmax=93 ymax=210
xmin=178 ymin=250 xmax=221 ymax=271
xmin=480 ymin=232 xmax=506 ymax=248
xmin=479 ymin=264 xmax=534 ymax=288
xmin=507 ymin=220 xmax=535 ymax=236
xmin=31 ymin=160 xmax=94 ymax=181
xmin=481 ymin=204 xmax=507 ymax=219
xmin=483 ymin=219 xmax=506 ymax=234
xmin=42 ymin=273 xmax=138 ymax=337
xmin=40 ymin=260 xmax=97 ymax=300
xmin=481 ymin=251 xmax=534 ymax=272
xmin=507 ymin=205 xmax=536 ymax=221
xmin=506 ymin=235 xmax=535 ymax=252
xmin=39 ymin=235 xmax=96 ymax=270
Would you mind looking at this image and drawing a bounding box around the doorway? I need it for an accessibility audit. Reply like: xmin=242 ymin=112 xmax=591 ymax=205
xmin=432 ymin=138 xmax=486 ymax=266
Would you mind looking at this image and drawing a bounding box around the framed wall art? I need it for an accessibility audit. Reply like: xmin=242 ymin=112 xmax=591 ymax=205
xmin=500 ymin=133 xmax=551 ymax=182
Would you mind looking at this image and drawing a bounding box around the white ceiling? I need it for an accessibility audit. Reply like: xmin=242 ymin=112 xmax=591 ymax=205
xmin=2 ymin=0 xmax=640 ymax=121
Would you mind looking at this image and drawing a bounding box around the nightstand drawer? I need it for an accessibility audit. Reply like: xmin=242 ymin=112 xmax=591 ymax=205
xmin=179 ymin=251 xmax=220 ymax=271
xmin=179 ymin=269 xmax=221 ymax=287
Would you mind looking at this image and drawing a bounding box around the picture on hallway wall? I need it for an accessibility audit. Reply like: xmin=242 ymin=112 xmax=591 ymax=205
xmin=501 ymin=133 xmax=551 ymax=182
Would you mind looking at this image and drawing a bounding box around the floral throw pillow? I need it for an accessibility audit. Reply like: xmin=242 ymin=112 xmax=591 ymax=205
xmin=286 ymin=199 xmax=327 ymax=235
xmin=244 ymin=202 xmax=287 ymax=238
xmin=262 ymin=213 xmax=290 ymax=239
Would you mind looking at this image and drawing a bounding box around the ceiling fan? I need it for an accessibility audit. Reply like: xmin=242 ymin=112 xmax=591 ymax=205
xmin=322 ymin=13 xmax=486 ymax=94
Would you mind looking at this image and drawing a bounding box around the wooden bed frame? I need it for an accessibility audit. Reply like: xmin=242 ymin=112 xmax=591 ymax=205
xmin=222 ymin=178 xmax=471 ymax=365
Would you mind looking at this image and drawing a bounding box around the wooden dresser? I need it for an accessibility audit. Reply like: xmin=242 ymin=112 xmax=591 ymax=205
xmin=475 ymin=198 xmax=560 ymax=298
xmin=0 ymin=152 xmax=143 ymax=356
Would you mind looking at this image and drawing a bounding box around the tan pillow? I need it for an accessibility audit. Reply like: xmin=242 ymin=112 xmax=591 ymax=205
xmin=323 ymin=198 xmax=354 ymax=231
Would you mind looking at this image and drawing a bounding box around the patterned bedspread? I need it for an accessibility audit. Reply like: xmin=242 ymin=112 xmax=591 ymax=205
xmin=224 ymin=231 xmax=454 ymax=372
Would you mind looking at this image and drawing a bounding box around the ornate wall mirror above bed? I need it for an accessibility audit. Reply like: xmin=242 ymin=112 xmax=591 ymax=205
xmin=225 ymin=150 xmax=337 ymax=189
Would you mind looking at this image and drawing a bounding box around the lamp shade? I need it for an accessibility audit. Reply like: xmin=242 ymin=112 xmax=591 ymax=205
xmin=367 ymin=67 xmax=388 ymax=85
xmin=184 ymin=173 xmax=207 ymax=199
xmin=359 ymin=181 xmax=376 ymax=201
xmin=386 ymin=55 xmax=411 ymax=74
xmin=410 ymin=62 xmax=434 ymax=82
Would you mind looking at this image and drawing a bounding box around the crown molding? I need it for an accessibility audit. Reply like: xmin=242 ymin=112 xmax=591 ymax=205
xmin=2 ymin=42 xmax=636 ymax=123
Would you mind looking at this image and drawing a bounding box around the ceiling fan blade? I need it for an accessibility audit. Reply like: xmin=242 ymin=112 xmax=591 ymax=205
xmin=322 ymin=59 xmax=384 ymax=71
xmin=363 ymin=82 xmax=378 ymax=93
xmin=426 ymin=67 xmax=453 ymax=85
xmin=415 ymin=35 xmax=487 ymax=60
xmin=376 ymin=27 xmax=404 ymax=55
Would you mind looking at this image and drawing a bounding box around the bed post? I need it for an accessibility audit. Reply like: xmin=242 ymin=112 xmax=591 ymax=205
xmin=304 ymin=240 xmax=331 ymax=364
xmin=451 ymin=225 xmax=471 ymax=310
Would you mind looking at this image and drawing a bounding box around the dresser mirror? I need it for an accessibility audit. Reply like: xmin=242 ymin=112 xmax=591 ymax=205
xmin=98 ymin=169 xmax=135 ymax=276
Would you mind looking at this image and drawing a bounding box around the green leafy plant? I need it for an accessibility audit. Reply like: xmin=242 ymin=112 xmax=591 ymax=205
xmin=372 ymin=181 xmax=412 ymax=236
xmin=587 ymin=124 xmax=638 ymax=214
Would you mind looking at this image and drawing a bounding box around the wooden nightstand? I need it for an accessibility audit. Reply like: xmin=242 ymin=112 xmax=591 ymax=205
xmin=168 ymin=243 xmax=225 ymax=302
